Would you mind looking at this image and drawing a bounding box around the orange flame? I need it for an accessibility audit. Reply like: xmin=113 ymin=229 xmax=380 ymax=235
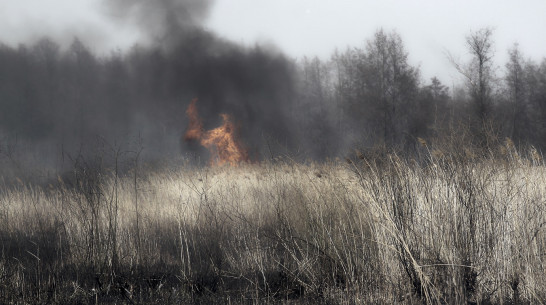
xmin=184 ymin=99 xmax=249 ymax=166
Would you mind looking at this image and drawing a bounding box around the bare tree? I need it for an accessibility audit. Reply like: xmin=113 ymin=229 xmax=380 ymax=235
xmin=296 ymin=56 xmax=339 ymax=157
xmin=505 ymin=43 xmax=528 ymax=141
xmin=365 ymin=29 xmax=419 ymax=146
xmin=331 ymin=29 xmax=419 ymax=148
xmin=450 ymin=28 xmax=496 ymax=143
xmin=524 ymin=58 xmax=546 ymax=147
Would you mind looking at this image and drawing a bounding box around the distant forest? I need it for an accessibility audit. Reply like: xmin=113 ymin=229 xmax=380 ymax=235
xmin=1 ymin=27 xmax=546 ymax=170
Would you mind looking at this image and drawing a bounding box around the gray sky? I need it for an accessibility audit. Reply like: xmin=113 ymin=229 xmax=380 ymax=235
xmin=1 ymin=0 xmax=545 ymax=84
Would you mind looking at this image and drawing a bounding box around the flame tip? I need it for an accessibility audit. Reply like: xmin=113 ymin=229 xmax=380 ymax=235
xmin=183 ymin=99 xmax=249 ymax=166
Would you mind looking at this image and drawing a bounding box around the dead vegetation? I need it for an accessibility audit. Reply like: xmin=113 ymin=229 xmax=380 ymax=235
xmin=1 ymin=144 xmax=546 ymax=304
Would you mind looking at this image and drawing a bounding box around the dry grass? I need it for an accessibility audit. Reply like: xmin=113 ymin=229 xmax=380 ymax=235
xmin=1 ymin=148 xmax=546 ymax=304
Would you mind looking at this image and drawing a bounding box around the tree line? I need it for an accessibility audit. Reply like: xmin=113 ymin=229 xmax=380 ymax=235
xmin=1 ymin=27 xmax=546 ymax=167
xmin=298 ymin=28 xmax=546 ymax=155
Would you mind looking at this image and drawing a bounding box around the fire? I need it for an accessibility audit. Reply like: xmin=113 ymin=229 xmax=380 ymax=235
xmin=184 ymin=98 xmax=203 ymax=141
xmin=184 ymin=99 xmax=249 ymax=166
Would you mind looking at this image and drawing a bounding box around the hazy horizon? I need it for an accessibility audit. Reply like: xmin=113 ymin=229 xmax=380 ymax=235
xmin=1 ymin=1 xmax=545 ymax=85
xmin=1 ymin=0 xmax=546 ymax=173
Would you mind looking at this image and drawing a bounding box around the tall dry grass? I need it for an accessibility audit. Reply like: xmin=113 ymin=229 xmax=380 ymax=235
xmin=1 ymin=143 xmax=546 ymax=304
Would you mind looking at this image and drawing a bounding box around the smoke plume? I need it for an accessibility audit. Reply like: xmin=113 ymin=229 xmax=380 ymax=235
xmin=0 ymin=0 xmax=320 ymax=179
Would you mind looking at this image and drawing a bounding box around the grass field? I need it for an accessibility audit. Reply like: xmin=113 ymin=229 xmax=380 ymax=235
xmin=1 ymin=144 xmax=546 ymax=304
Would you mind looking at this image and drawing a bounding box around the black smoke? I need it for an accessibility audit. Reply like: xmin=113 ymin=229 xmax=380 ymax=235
xmin=0 ymin=0 xmax=318 ymax=177
xmin=102 ymin=0 xmax=301 ymax=159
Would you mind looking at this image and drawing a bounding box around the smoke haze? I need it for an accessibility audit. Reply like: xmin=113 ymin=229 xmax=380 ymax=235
xmin=0 ymin=0 xmax=334 ymax=180
xmin=5 ymin=1 xmax=546 ymax=187
xmin=103 ymin=0 xmax=214 ymax=46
